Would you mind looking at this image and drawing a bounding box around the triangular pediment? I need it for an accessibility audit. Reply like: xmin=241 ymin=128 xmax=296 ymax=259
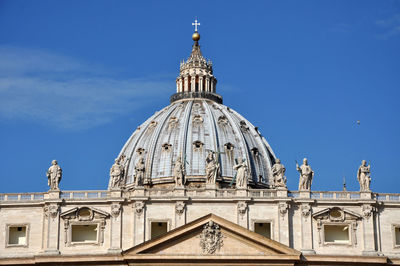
xmin=312 ymin=207 xmax=362 ymax=222
xmin=124 ymin=214 xmax=300 ymax=259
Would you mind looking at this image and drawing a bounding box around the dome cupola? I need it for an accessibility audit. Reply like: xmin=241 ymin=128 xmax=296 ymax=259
xmin=171 ymin=21 xmax=221 ymax=104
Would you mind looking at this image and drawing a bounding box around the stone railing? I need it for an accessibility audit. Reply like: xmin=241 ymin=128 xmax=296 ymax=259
xmin=60 ymin=191 xmax=108 ymax=199
xmin=1 ymin=190 xmax=399 ymax=202
xmin=374 ymin=193 xmax=400 ymax=201
xmin=0 ymin=193 xmax=45 ymax=201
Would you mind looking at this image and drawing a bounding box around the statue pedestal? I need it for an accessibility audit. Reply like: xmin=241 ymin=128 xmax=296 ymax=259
xmin=205 ymin=184 xmax=216 ymax=190
xmin=236 ymin=188 xmax=247 ymax=197
xmin=360 ymin=191 xmax=372 ymax=199
xmin=45 ymin=190 xmax=60 ymax=200
xmin=276 ymin=188 xmax=288 ymax=198
xmin=109 ymin=189 xmax=122 ymax=198
xmin=174 ymin=187 xmax=185 ymax=196
xmin=134 ymin=187 xmax=145 ymax=197
xmin=299 ymin=191 xmax=311 ymax=198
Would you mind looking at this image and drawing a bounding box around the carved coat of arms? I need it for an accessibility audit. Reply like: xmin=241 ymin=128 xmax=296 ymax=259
xmin=200 ymin=221 xmax=223 ymax=254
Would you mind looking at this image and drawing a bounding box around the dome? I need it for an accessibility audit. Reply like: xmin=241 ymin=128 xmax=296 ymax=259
xmin=109 ymin=28 xmax=277 ymax=189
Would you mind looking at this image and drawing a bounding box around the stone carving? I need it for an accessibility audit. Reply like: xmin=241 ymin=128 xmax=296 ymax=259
xmin=110 ymin=158 xmax=125 ymax=189
xmin=111 ymin=203 xmax=121 ymax=219
xmin=205 ymin=151 xmax=219 ymax=185
xmin=44 ymin=204 xmax=59 ymax=220
xmin=134 ymin=201 xmax=145 ymax=215
xmin=357 ymin=160 xmax=371 ymax=191
xmin=272 ymin=159 xmax=287 ymax=188
xmin=233 ymin=157 xmax=248 ymax=189
xmin=237 ymin=202 xmax=247 ymax=216
xmin=175 ymin=201 xmax=185 ymax=215
xmin=279 ymin=203 xmax=289 ymax=218
xmin=173 ymin=156 xmax=185 ymax=188
xmin=193 ymin=114 xmax=203 ymax=124
xmin=362 ymin=204 xmax=373 ymax=219
xmin=301 ymin=204 xmax=311 ymax=219
xmin=46 ymin=160 xmax=62 ymax=190
xmin=200 ymin=221 xmax=223 ymax=254
xmin=296 ymin=158 xmax=314 ymax=191
xmin=134 ymin=156 xmax=145 ymax=187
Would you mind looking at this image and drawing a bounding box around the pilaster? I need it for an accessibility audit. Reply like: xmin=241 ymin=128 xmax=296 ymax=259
xmin=108 ymin=202 xmax=123 ymax=254
xmin=175 ymin=201 xmax=186 ymax=228
xmin=299 ymin=202 xmax=315 ymax=254
xmin=361 ymin=204 xmax=377 ymax=256
xmin=133 ymin=201 xmax=146 ymax=246
xmin=277 ymin=201 xmax=290 ymax=246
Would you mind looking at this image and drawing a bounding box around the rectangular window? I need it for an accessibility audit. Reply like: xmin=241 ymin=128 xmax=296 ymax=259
xmin=151 ymin=222 xmax=168 ymax=239
xmin=254 ymin=222 xmax=271 ymax=238
xmin=324 ymin=224 xmax=349 ymax=244
xmin=71 ymin=224 xmax=97 ymax=243
xmin=8 ymin=226 xmax=27 ymax=246
xmin=395 ymin=227 xmax=400 ymax=246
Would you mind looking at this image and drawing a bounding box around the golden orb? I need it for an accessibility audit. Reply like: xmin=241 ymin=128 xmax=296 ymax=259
xmin=192 ymin=32 xmax=200 ymax=41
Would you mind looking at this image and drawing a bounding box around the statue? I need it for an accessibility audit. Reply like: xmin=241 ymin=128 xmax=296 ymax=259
xmin=296 ymin=158 xmax=314 ymax=191
xmin=205 ymin=151 xmax=219 ymax=185
xmin=357 ymin=160 xmax=371 ymax=191
xmin=46 ymin=160 xmax=62 ymax=190
xmin=110 ymin=158 xmax=124 ymax=189
xmin=272 ymin=158 xmax=287 ymax=188
xmin=233 ymin=157 xmax=248 ymax=189
xmin=134 ymin=156 xmax=145 ymax=187
xmin=173 ymin=156 xmax=185 ymax=187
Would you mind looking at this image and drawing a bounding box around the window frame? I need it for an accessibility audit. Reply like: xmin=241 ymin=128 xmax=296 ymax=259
xmin=251 ymin=219 xmax=274 ymax=240
xmin=68 ymin=221 xmax=100 ymax=246
xmin=147 ymin=218 xmax=171 ymax=241
xmin=392 ymin=224 xmax=400 ymax=249
xmin=322 ymin=222 xmax=352 ymax=246
xmin=5 ymin=223 xmax=29 ymax=248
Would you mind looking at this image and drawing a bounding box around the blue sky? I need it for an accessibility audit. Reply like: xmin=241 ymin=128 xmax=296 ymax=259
xmin=0 ymin=0 xmax=399 ymax=193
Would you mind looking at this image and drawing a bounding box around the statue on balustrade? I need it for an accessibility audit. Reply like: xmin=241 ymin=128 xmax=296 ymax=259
xmin=173 ymin=156 xmax=185 ymax=187
xmin=134 ymin=156 xmax=146 ymax=187
xmin=110 ymin=157 xmax=125 ymax=189
xmin=205 ymin=151 xmax=219 ymax=185
xmin=46 ymin=160 xmax=62 ymax=190
xmin=296 ymin=158 xmax=314 ymax=191
xmin=357 ymin=160 xmax=371 ymax=191
xmin=272 ymin=158 xmax=287 ymax=188
xmin=233 ymin=157 xmax=248 ymax=189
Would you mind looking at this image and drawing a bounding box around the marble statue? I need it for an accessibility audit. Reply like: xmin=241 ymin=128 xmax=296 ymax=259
xmin=296 ymin=158 xmax=314 ymax=191
xmin=173 ymin=156 xmax=185 ymax=187
xmin=272 ymin=159 xmax=287 ymax=188
xmin=357 ymin=160 xmax=371 ymax=191
xmin=233 ymin=157 xmax=248 ymax=189
xmin=46 ymin=160 xmax=62 ymax=190
xmin=110 ymin=158 xmax=124 ymax=189
xmin=205 ymin=151 xmax=219 ymax=184
xmin=134 ymin=156 xmax=145 ymax=187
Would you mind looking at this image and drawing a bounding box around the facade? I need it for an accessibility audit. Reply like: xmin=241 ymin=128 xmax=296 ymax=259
xmin=1 ymin=29 xmax=400 ymax=265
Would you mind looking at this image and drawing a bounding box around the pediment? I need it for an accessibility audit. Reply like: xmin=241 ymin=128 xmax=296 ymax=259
xmin=60 ymin=206 xmax=109 ymax=221
xmin=312 ymin=207 xmax=362 ymax=222
xmin=124 ymin=214 xmax=300 ymax=258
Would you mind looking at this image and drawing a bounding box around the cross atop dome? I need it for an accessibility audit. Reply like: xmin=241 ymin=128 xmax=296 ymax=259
xmin=192 ymin=19 xmax=200 ymax=32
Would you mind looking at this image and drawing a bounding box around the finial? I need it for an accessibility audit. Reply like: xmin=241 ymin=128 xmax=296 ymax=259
xmin=192 ymin=19 xmax=201 ymax=41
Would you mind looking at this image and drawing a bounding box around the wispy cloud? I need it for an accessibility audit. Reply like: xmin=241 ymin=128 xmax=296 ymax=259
xmin=0 ymin=46 xmax=172 ymax=129
xmin=375 ymin=13 xmax=400 ymax=39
